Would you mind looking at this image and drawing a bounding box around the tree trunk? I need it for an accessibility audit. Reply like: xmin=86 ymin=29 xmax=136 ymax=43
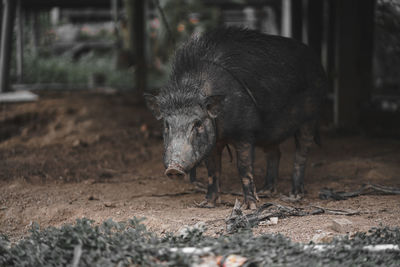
xmin=125 ymin=0 xmax=147 ymax=102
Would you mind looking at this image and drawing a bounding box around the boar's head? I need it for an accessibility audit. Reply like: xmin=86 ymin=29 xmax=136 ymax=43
xmin=145 ymin=87 xmax=224 ymax=179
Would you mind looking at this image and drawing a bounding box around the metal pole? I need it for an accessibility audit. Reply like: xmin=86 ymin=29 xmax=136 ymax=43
xmin=281 ymin=0 xmax=291 ymax=37
xmin=111 ymin=0 xmax=119 ymax=38
xmin=0 ymin=0 xmax=16 ymax=92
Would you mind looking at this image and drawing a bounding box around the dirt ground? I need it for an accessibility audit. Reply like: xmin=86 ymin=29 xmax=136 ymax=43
xmin=0 ymin=91 xmax=399 ymax=243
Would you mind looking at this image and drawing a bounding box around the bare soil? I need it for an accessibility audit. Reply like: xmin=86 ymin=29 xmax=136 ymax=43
xmin=0 ymin=91 xmax=399 ymax=243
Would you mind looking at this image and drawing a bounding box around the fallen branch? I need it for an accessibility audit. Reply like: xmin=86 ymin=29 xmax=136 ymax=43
xmin=130 ymin=189 xmax=199 ymax=199
xmin=226 ymin=200 xmax=360 ymax=233
xmin=309 ymin=206 xmax=360 ymax=216
xmin=304 ymin=244 xmax=400 ymax=253
xmin=319 ymin=183 xmax=400 ymax=200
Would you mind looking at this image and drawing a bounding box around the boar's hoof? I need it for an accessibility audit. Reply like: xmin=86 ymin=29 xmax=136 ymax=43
xmin=195 ymin=200 xmax=216 ymax=208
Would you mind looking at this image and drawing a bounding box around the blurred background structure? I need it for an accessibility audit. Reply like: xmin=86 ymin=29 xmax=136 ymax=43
xmin=0 ymin=0 xmax=399 ymax=131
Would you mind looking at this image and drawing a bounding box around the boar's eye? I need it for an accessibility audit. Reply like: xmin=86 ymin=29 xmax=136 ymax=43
xmin=193 ymin=119 xmax=204 ymax=132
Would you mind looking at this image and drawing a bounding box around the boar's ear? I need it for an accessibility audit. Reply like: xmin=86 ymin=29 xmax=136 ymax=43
xmin=205 ymin=95 xmax=225 ymax=118
xmin=144 ymin=94 xmax=162 ymax=120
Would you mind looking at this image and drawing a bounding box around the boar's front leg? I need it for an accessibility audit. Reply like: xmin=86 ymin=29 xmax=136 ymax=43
xmin=198 ymin=143 xmax=223 ymax=208
xmin=235 ymin=141 xmax=258 ymax=209
xmin=189 ymin=167 xmax=208 ymax=191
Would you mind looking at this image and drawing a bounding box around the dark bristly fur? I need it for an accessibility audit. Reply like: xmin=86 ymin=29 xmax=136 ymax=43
xmin=147 ymin=26 xmax=327 ymax=208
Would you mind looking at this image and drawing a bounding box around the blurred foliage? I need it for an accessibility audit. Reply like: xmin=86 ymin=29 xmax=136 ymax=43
xmin=11 ymin=1 xmax=219 ymax=89
xmin=0 ymin=218 xmax=399 ymax=266
xmin=17 ymin=51 xmax=134 ymax=89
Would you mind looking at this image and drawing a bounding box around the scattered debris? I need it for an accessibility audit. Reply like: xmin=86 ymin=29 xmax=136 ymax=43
xmin=170 ymin=247 xmax=213 ymax=255
xmin=226 ymin=200 xmax=360 ymax=233
xmin=319 ymin=183 xmax=400 ymax=200
xmin=71 ymin=243 xmax=82 ymax=267
xmin=304 ymin=244 xmax=400 ymax=252
xmin=259 ymin=217 xmax=278 ymax=226
xmin=88 ymin=195 xmax=99 ymax=201
xmin=72 ymin=139 xmax=88 ymax=147
xmin=362 ymin=244 xmax=400 ymax=252
xmin=309 ymin=206 xmax=360 ymax=216
xmin=72 ymin=139 xmax=81 ymax=147
xmin=331 ymin=218 xmax=354 ymax=233
xmin=190 ymin=254 xmax=251 ymax=267
xmin=217 ymin=255 xmax=250 ymax=267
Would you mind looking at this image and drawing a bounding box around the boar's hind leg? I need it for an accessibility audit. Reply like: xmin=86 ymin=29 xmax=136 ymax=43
xmin=291 ymin=123 xmax=315 ymax=199
xmin=236 ymin=141 xmax=258 ymax=210
xmin=259 ymin=145 xmax=281 ymax=196
xmin=198 ymin=144 xmax=223 ymax=208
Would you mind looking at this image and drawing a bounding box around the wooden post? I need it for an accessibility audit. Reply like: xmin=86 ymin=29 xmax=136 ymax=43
xmin=307 ymin=0 xmax=323 ymax=59
xmin=0 ymin=0 xmax=16 ymax=93
xmin=290 ymin=0 xmax=303 ymax=41
xmin=16 ymin=0 xmax=23 ymax=83
xmin=333 ymin=0 xmax=375 ymax=128
xmin=134 ymin=0 xmax=146 ymax=97
xmin=126 ymin=0 xmax=147 ymax=98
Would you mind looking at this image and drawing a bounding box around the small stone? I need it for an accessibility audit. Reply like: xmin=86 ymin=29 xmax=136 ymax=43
xmin=269 ymin=217 xmax=279 ymax=225
xmin=88 ymin=195 xmax=99 ymax=201
xmin=73 ymin=139 xmax=88 ymax=147
xmin=259 ymin=217 xmax=279 ymax=226
xmin=312 ymin=232 xmax=334 ymax=243
xmin=83 ymin=179 xmax=96 ymax=185
xmin=331 ymin=218 xmax=353 ymax=233
xmin=104 ymin=202 xmax=116 ymax=208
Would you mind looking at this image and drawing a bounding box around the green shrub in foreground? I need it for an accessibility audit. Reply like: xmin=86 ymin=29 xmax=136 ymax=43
xmin=0 ymin=218 xmax=399 ymax=267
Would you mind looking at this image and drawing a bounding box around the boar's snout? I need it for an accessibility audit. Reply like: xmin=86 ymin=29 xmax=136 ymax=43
xmin=165 ymin=165 xmax=185 ymax=179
